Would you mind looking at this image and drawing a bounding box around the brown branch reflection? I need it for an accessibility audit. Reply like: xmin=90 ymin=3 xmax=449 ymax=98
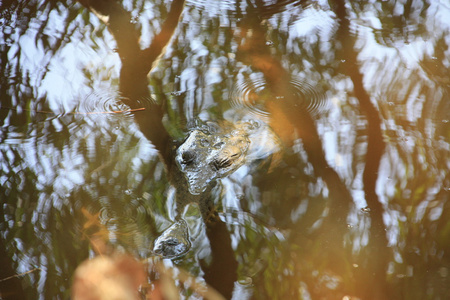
xmin=236 ymin=2 xmax=353 ymax=274
xmin=73 ymin=0 xmax=387 ymax=298
xmin=76 ymin=0 xmax=238 ymax=298
xmin=334 ymin=0 xmax=389 ymax=299
xmin=232 ymin=1 xmax=389 ymax=298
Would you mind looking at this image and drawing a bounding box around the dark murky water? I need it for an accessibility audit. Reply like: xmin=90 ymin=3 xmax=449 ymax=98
xmin=1 ymin=0 xmax=449 ymax=299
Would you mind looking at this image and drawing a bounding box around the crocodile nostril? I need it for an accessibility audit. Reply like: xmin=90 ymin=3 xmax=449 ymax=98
xmin=181 ymin=150 xmax=195 ymax=164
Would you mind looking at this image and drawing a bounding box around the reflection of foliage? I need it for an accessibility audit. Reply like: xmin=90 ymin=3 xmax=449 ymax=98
xmin=1 ymin=0 xmax=79 ymax=102
xmin=1 ymin=0 xmax=450 ymax=299
xmin=370 ymin=0 xmax=430 ymax=47
xmin=0 ymin=110 xmax=169 ymax=298
xmin=74 ymin=208 xmax=226 ymax=299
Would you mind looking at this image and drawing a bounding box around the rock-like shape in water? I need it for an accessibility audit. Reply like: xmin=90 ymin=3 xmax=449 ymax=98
xmin=176 ymin=121 xmax=256 ymax=195
xmin=153 ymin=219 xmax=191 ymax=259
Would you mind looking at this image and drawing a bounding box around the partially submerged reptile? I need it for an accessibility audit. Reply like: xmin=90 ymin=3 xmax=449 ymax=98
xmin=153 ymin=219 xmax=191 ymax=259
xmin=176 ymin=119 xmax=281 ymax=195
xmin=153 ymin=119 xmax=282 ymax=258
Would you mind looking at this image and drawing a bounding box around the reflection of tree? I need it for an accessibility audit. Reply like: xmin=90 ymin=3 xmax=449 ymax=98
xmin=333 ymin=0 xmax=389 ymax=299
xmin=334 ymin=1 xmax=449 ymax=299
xmin=0 ymin=0 xmax=84 ymax=115
xmin=1 ymin=67 xmax=95 ymax=297
xmin=77 ymin=0 xmax=239 ymax=297
xmin=1 ymin=0 xmax=450 ymax=298
xmin=234 ymin=6 xmax=355 ymax=299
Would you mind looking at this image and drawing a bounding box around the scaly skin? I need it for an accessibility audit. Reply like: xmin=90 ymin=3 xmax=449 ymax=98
xmin=175 ymin=121 xmax=256 ymax=195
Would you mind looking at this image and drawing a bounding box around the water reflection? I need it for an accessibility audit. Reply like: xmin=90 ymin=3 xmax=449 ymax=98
xmin=1 ymin=0 xmax=449 ymax=299
xmin=230 ymin=75 xmax=329 ymax=120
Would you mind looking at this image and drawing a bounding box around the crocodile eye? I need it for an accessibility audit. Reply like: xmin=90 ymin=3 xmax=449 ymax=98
xmin=181 ymin=150 xmax=195 ymax=164
xmin=212 ymin=157 xmax=232 ymax=171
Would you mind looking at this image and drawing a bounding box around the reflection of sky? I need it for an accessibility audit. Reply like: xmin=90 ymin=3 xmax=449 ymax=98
xmin=5 ymin=8 xmax=127 ymax=196
xmin=4 ymin=4 xmax=160 ymax=231
xmin=41 ymin=39 xmax=121 ymax=112
xmin=14 ymin=9 xmax=122 ymax=112
xmin=7 ymin=1 xmax=449 ymax=207
xmin=2 ymin=2 xmax=450 ymax=295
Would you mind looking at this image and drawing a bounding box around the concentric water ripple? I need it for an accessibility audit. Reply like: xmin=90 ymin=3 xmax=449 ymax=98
xmin=230 ymin=77 xmax=271 ymax=120
xmin=188 ymin=0 xmax=305 ymax=20
xmin=289 ymin=78 xmax=328 ymax=115
xmin=229 ymin=76 xmax=328 ymax=120
xmin=75 ymin=92 xmax=137 ymax=117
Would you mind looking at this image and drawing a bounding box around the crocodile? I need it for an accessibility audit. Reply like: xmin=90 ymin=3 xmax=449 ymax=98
xmin=153 ymin=219 xmax=191 ymax=259
xmin=175 ymin=120 xmax=280 ymax=195
xmin=153 ymin=119 xmax=281 ymax=258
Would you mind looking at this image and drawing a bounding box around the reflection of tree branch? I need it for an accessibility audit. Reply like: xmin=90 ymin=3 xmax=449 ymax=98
xmin=202 ymin=212 xmax=238 ymax=299
xmin=140 ymin=0 xmax=185 ymax=71
xmin=235 ymin=15 xmax=356 ymax=297
xmin=78 ymin=0 xmax=184 ymax=101
xmin=334 ymin=0 xmax=386 ymax=218
xmin=237 ymin=14 xmax=352 ymax=231
xmin=78 ymin=2 xmax=237 ymax=297
xmin=334 ymin=0 xmax=389 ymax=298
xmin=77 ymin=0 xmax=185 ymax=167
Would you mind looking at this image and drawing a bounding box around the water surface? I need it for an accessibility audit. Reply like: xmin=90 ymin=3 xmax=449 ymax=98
xmin=0 ymin=0 xmax=449 ymax=299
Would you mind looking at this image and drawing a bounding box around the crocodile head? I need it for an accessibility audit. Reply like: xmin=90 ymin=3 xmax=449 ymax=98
xmin=153 ymin=219 xmax=191 ymax=259
xmin=176 ymin=126 xmax=250 ymax=195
